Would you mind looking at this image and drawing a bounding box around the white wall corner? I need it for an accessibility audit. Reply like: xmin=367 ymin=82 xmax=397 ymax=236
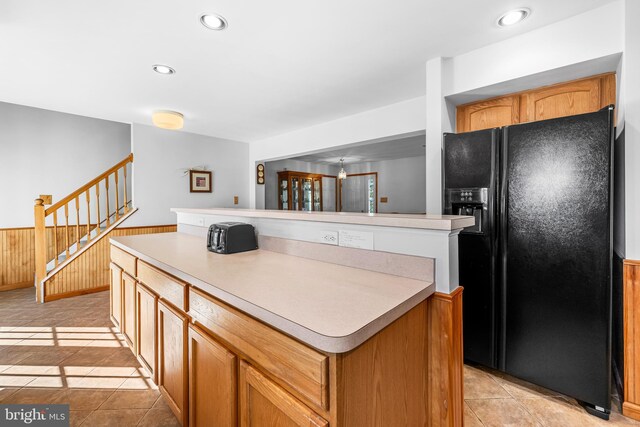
xmin=425 ymin=57 xmax=454 ymax=215
xmin=624 ymin=0 xmax=640 ymax=260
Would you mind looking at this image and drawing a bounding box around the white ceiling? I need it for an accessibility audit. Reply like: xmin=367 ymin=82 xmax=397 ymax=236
xmin=0 ymin=0 xmax=615 ymax=142
xmin=294 ymin=134 xmax=426 ymax=165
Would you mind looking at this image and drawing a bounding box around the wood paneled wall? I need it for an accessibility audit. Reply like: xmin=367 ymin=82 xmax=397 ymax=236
xmin=0 ymin=225 xmax=94 ymax=291
xmin=624 ymin=260 xmax=640 ymax=421
xmin=43 ymin=225 xmax=176 ymax=301
xmin=427 ymin=287 xmax=464 ymax=427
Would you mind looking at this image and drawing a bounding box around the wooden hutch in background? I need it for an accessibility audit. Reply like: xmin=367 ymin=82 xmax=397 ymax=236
xmin=277 ymin=171 xmax=323 ymax=211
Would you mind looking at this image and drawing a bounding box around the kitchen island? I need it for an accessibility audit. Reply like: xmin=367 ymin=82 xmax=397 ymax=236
xmin=109 ymin=209 xmax=472 ymax=426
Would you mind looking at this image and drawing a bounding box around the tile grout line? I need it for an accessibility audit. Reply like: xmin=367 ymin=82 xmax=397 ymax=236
xmin=464 ymin=399 xmax=487 ymax=426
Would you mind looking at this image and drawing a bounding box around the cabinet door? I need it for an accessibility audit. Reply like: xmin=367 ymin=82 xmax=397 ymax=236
xmin=122 ymin=272 xmax=136 ymax=351
xmin=313 ymin=178 xmax=322 ymax=212
xmin=136 ymin=283 xmax=157 ymax=383
xmin=456 ymin=95 xmax=520 ymax=133
xmin=239 ymin=361 xmax=328 ymax=427
xmin=279 ymin=178 xmax=289 ymax=210
xmin=291 ymin=177 xmax=300 ymax=211
xmin=110 ymin=263 xmax=122 ymax=328
xmin=520 ymin=77 xmax=601 ymax=122
xmin=188 ymin=324 xmax=237 ymax=427
xmin=158 ymin=299 xmax=188 ymax=426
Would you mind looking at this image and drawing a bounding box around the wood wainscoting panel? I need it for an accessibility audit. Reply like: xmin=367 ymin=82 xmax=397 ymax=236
xmin=336 ymin=299 xmax=428 ymax=426
xmin=0 ymin=225 xmax=94 ymax=291
xmin=43 ymin=225 xmax=176 ymax=301
xmin=428 ymin=287 xmax=464 ymax=427
xmin=624 ymin=259 xmax=640 ymax=421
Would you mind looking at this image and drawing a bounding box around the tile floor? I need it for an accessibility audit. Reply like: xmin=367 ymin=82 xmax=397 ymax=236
xmin=1 ymin=286 xmax=639 ymax=426
xmin=464 ymin=363 xmax=639 ymax=426
xmin=0 ymin=287 xmax=179 ymax=427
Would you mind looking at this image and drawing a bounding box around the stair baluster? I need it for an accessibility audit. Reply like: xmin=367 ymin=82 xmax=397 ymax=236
xmin=33 ymin=153 xmax=134 ymax=302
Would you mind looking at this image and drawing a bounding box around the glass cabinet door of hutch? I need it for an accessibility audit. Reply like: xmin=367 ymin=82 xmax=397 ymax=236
xmin=313 ymin=178 xmax=321 ymax=211
xmin=302 ymin=178 xmax=312 ymax=211
xmin=291 ymin=177 xmax=300 ymax=211
xmin=279 ymin=178 xmax=288 ymax=210
xmin=277 ymin=171 xmax=324 ymax=211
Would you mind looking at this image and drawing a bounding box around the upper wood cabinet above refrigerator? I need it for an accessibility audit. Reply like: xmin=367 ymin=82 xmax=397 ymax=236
xmin=456 ymin=73 xmax=616 ymax=133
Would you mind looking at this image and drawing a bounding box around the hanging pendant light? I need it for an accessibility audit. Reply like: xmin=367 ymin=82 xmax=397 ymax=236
xmin=338 ymin=158 xmax=347 ymax=180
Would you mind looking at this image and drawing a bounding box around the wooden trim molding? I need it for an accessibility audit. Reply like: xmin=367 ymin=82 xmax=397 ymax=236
xmin=427 ymin=287 xmax=464 ymax=427
xmin=624 ymin=259 xmax=640 ymax=421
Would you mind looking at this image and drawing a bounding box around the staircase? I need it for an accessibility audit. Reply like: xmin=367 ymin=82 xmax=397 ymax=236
xmin=34 ymin=154 xmax=136 ymax=302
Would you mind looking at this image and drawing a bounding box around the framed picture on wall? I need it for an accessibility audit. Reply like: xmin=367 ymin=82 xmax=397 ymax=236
xmin=189 ymin=170 xmax=212 ymax=193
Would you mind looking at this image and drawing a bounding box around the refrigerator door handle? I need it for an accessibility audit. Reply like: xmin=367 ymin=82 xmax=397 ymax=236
xmin=498 ymin=127 xmax=509 ymax=371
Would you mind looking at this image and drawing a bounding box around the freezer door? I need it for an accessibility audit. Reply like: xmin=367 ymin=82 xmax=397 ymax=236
xmin=443 ymin=129 xmax=499 ymax=367
xmin=500 ymin=109 xmax=613 ymax=410
xmin=443 ymin=128 xmax=498 ymax=190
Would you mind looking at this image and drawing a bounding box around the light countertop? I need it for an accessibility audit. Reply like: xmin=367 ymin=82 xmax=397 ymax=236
xmin=171 ymin=207 xmax=474 ymax=231
xmin=111 ymin=232 xmax=434 ymax=353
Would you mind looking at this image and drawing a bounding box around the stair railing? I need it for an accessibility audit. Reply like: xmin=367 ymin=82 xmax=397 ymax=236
xmin=34 ymin=153 xmax=133 ymax=300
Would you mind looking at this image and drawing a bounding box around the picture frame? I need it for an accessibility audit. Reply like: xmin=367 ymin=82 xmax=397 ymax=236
xmin=189 ymin=170 xmax=212 ymax=193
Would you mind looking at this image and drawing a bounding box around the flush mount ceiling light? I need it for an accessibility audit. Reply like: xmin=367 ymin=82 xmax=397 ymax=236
xmin=200 ymin=13 xmax=228 ymax=30
xmin=152 ymin=64 xmax=176 ymax=75
xmin=152 ymin=110 xmax=184 ymax=130
xmin=497 ymin=8 xmax=530 ymax=27
xmin=338 ymin=158 xmax=348 ymax=180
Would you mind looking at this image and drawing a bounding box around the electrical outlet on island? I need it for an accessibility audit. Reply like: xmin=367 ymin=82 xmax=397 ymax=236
xmin=234 ymin=196 xmax=239 ymax=205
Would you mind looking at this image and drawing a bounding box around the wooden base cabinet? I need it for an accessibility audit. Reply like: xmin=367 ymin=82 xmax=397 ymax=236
xmin=110 ymin=244 xmax=461 ymax=426
xmin=122 ymin=272 xmax=137 ymax=352
xmin=109 ymin=263 xmax=122 ymax=328
xmin=158 ymin=299 xmax=188 ymax=426
xmin=239 ymin=361 xmax=328 ymax=427
xmin=188 ymin=324 xmax=237 ymax=427
xmin=136 ymin=283 xmax=157 ymax=383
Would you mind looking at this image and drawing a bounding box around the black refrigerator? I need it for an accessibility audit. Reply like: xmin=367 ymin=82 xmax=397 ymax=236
xmin=443 ymin=107 xmax=614 ymax=419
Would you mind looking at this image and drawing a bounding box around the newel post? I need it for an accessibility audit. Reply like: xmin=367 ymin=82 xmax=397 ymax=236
xmin=34 ymin=198 xmax=46 ymax=303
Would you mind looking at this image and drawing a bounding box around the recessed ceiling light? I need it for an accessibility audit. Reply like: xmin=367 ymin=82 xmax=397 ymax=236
xmin=152 ymin=64 xmax=175 ymax=75
xmin=200 ymin=13 xmax=228 ymax=30
xmin=497 ymin=8 xmax=530 ymax=27
xmin=152 ymin=110 xmax=184 ymax=130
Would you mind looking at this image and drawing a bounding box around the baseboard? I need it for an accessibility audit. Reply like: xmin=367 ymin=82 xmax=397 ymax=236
xmin=44 ymin=285 xmax=109 ymax=302
xmin=623 ymin=401 xmax=640 ymax=421
xmin=0 ymin=281 xmax=33 ymax=292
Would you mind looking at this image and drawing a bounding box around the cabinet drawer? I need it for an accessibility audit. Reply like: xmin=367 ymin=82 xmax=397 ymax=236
xmin=137 ymin=261 xmax=187 ymax=311
xmin=189 ymin=287 xmax=329 ymax=410
xmin=240 ymin=361 xmax=328 ymax=427
xmin=110 ymin=245 xmax=137 ymax=277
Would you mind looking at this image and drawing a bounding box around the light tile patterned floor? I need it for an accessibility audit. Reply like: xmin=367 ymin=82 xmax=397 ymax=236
xmin=0 ymin=287 xmax=179 ymax=427
xmin=2 ymin=287 xmax=639 ymax=426
xmin=464 ymin=364 xmax=640 ymax=426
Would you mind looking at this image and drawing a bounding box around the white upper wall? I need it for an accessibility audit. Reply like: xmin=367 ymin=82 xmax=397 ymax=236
xmin=622 ymin=0 xmax=640 ymax=260
xmin=425 ymin=1 xmax=625 ymax=216
xmin=447 ymin=1 xmax=624 ymax=97
xmin=124 ymin=124 xmax=249 ymax=226
xmin=249 ymin=96 xmax=426 ymax=207
xmin=0 ymin=102 xmax=131 ymax=228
